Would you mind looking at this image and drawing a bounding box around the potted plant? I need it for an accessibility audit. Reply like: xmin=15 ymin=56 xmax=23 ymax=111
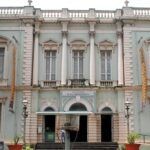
xmin=8 ymin=135 xmax=23 ymax=150
xmin=125 ymin=132 xmax=141 ymax=150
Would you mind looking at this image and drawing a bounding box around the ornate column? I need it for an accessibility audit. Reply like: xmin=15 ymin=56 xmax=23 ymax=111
xmin=33 ymin=23 xmax=40 ymax=86
xmin=89 ymin=22 xmax=96 ymax=85
xmin=61 ymin=22 xmax=68 ymax=85
xmin=117 ymin=22 xmax=124 ymax=86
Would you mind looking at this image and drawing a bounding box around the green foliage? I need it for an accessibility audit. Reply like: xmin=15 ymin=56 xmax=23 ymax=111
xmin=127 ymin=132 xmax=140 ymax=144
xmin=26 ymin=145 xmax=33 ymax=150
xmin=119 ymin=144 xmax=126 ymax=150
xmin=13 ymin=135 xmax=21 ymax=144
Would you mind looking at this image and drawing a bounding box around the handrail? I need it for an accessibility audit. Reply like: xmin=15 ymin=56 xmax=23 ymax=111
xmin=139 ymin=134 xmax=150 ymax=144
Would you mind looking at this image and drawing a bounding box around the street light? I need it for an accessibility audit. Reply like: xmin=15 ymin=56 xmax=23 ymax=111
xmin=125 ymin=99 xmax=131 ymax=135
xmin=23 ymin=99 xmax=28 ymax=150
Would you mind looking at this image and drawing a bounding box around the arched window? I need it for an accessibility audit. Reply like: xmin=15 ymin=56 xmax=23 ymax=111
xmin=69 ymin=103 xmax=87 ymax=111
xmin=101 ymin=107 xmax=112 ymax=114
xmin=44 ymin=107 xmax=54 ymax=112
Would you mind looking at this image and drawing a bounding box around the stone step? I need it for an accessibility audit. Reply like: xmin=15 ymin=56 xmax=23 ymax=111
xmin=35 ymin=142 xmax=118 ymax=150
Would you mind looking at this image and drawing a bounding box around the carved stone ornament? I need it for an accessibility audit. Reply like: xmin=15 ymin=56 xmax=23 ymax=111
xmin=98 ymin=40 xmax=114 ymax=51
xmin=144 ymin=39 xmax=150 ymax=51
xmin=0 ymin=37 xmax=8 ymax=44
xmin=0 ymin=97 xmax=7 ymax=104
xmin=41 ymin=40 xmax=59 ymax=51
xmin=69 ymin=40 xmax=87 ymax=51
xmin=144 ymin=39 xmax=150 ymax=45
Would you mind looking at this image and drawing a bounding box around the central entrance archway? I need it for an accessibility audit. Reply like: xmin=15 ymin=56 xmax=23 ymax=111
xmin=69 ymin=103 xmax=87 ymax=142
xmin=44 ymin=107 xmax=55 ymax=142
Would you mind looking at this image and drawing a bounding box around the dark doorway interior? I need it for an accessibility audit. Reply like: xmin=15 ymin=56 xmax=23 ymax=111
xmin=101 ymin=115 xmax=112 ymax=142
xmin=45 ymin=115 xmax=55 ymax=142
xmin=70 ymin=115 xmax=87 ymax=142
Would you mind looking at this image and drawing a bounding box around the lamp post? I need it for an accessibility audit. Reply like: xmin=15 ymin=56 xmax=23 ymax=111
xmin=125 ymin=99 xmax=131 ymax=135
xmin=23 ymin=99 xmax=28 ymax=150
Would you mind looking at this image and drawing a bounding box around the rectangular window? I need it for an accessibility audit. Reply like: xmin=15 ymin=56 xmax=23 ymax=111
xmin=0 ymin=48 xmax=4 ymax=79
xmin=100 ymin=50 xmax=112 ymax=80
xmin=45 ymin=51 xmax=56 ymax=80
xmin=73 ymin=51 xmax=83 ymax=79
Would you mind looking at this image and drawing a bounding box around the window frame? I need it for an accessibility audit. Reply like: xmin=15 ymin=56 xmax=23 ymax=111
xmin=72 ymin=50 xmax=84 ymax=79
xmin=0 ymin=44 xmax=7 ymax=80
xmin=100 ymin=50 xmax=112 ymax=80
xmin=45 ymin=50 xmax=57 ymax=81
xmin=69 ymin=40 xmax=87 ymax=80
xmin=98 ymin=40 xmax=113 ymax=81
xmin=42 ymin=40 xmax=59 ymax=81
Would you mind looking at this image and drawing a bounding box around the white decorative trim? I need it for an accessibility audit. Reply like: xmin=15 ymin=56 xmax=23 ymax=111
xmin=98 ymin=101 xmax=116 ymax=113
xmin=41 ymin=39 xmax=60 ymax=51
xmin=69 ymin=39 xmax=87 ymax=51
xmin=98 ymin=40 xmax=114 ymax=51
xmin=64 ymin=98 xmax=92 ymax=112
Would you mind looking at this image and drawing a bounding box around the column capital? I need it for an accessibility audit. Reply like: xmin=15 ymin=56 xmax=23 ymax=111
xmin=34 ymin=22 xmax=40 ymax=35
xmin=62 ymin=31 xmax=68 ymax=37
xmin=88 ymin=21 xmax=96 ymax=37
xmin=61 ymin=21 xmax=69 ymax=33
xmin=117 ymin=31 xmax=122 ymax=37
xmin=89 ymin=31 xmax=95 ymax=37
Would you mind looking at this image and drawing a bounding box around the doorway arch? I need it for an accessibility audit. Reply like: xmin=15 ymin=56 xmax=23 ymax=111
xmin=69 ymin=103 xmax=87 ymax=142
xmin=101 ymin=107 xmax=113 ymax=142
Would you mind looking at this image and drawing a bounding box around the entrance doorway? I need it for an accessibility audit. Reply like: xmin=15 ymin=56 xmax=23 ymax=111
xmin=45 ymin=115 xmax=55 ymax=142
xmin=101 ymin=114 xmax=112 ymax=142
xmin=69 ymin=103 xmax=87 ymax=142
xmin=44 ymin=107 xmax=56 ymax=142
xmin=70 ymin=115 xmax=87 ymax=142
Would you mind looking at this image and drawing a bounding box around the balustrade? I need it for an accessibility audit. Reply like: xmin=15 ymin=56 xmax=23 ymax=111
xmin=133 ymin=8 xmax=150 ymax=16
xmin=0 ymin=7 xmax=23 ymax=16
xmin=96 ymin=10 xmax=115 ymax=18
xmin=69 ymin=10 xmax=88 ymax=18
xmin=42 ymin=10 xmax=62 ymax=18
xmin=1 ymin=7 xmax=150 ymax=21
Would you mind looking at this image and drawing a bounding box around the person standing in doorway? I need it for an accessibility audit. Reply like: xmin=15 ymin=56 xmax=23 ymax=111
xmin=61 ymin=129 xmax=65 ymax=143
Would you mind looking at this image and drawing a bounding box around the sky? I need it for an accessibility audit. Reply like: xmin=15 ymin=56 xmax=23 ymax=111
xmin=0 ymin=0 xmax=150 ymax=10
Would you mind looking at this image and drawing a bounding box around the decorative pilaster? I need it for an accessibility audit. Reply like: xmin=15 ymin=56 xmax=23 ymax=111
xmin=33 ymin=23 xmax=40 ymax=86
xmin=89 ymin=22 xmax=96 ymax=85
xmin=123 ymin=23 xmax=134 ymax=137
xmin=22 ymin=23 xmax=33 ymax=85
xmin=117 ymin=22 xmax=124 ymax=86
xmin=61 ymin=22 xmax=68 ymax=85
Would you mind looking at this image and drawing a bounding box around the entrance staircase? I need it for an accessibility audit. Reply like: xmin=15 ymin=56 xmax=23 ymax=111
xmin=35 ymin=142 xmax=118 ymax=150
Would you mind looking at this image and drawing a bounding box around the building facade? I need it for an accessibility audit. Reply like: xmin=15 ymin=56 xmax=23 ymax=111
xmin=0 ymin=4 xmax=150 ymax=145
